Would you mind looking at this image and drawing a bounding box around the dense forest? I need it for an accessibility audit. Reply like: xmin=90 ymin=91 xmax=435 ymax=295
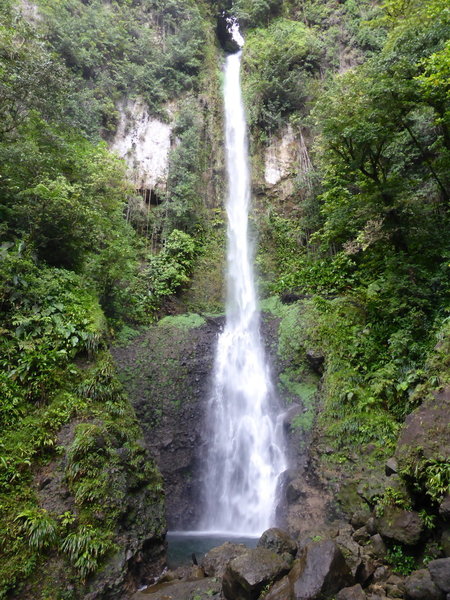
xmin=0 ymin=0 xmax=449 ymax=598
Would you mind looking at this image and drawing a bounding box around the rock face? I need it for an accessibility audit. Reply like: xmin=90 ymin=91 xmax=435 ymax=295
xmin=112 ymin=311 xmax=318 ymax=533
xmin=290 ymin=540 xmax=353 ymax=600
xmin=110 ymin=97 xmax=173 ymax=192
xmin=263 ymin=126 xmax=313 ymax=203
xmin=395 ymin=388 xmax=450 ymax=472
xmin=405 ymin=569 xmax=445 ymax=600
xmin=222 ymin=547 xmax=292 ymax=600
xmin=112 ymin=318 xmax=218 ymax=529
xmin=428 ymin=558 xmax=450 ymax=593
xmin=375 ymin=506 xmax=423 ymax=545
xmin=37 ymin=420 xmax=166 ymax=600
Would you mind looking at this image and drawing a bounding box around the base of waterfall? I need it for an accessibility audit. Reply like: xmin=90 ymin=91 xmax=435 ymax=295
xmin=133 ymin=527 xmax=359 ymax=600
xmin=167 ymin=531 xmax=258 ymax=568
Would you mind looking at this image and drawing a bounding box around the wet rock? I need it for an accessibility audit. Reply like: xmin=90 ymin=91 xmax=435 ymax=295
xmin=385 ymin=458 xmax=398 ymax=477
xmin=440 ymin=496 xmax=450 ymax=520
xmin=283 ymin=405 xmax=303 ymax=430
xmin=38 ymin=476 xmax=52 ymax=490
xmin=338 ymin=481 xmax=372 ymax=521
xmin=287 ymin=480 xmax=303 ymax=503
xmin=258 ymin=528 xmax=298 ymax=557
xmin=290 ymin=540 xmax=353 ymax=599
xmin=336 ymin=584 xmax=366 ymax=600
xmin=428 ymin=558 xmax=450 ymax=593
xmin=375 ymin=506 xmax=423 ymax=545
xmin=133 ymin=576 xmax=221 ymax=600
xmin=405 ymin=569 xmax=444 ymax=600
xmin=201 ymin=542 xmax=248 ymax=578
xmin=222 ymin=547 xmax=291 ymax=600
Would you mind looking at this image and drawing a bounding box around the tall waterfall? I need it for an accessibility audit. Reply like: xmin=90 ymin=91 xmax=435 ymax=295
xmin=202 ymin=29 xmax=286 ymax=536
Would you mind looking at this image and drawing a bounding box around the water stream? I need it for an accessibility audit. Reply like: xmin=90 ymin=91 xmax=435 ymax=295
xmin=201 ymin=27 xmax=286 ymax=536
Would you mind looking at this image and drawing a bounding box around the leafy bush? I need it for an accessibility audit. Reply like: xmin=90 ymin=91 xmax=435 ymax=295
xmin=243 ymin=18 xmax=323 ymax=131
xmin=15 ymin=508 xmax=58 ymax=551
xmin=386 ymin=544 xmax=416 ymax=575
xmin=126 ymin=229 xmax=197 ymax=320
xmin=232 ymin=0 xmax=281 ymax=28
xmin=61 ymin=526 xmax=114 ymax=580
xmin=413 ymin=459 xmax=450 ymax=503
xmin=39 ymin=0 xmax=207 ymax=122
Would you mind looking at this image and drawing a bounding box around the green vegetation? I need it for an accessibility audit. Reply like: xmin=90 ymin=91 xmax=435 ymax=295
xmin=0 ymin=0 xmax=217 ymax=595
xmin=386 ymin=543 xmax=416 ymax=575
xmin=242 ymin=0 xmax=384 ymax=134
xmin=1 ymin=0 xmax=449 ymax=593
xmin=158 ymin=313 xmax=207 ymax=329
xmin=0 ymin=345 xmax=165 ymax=597
xmin=251 ymin=0 xmax=450 ymax=469
xmin=243 ymin=18 xmax=323 ymax=132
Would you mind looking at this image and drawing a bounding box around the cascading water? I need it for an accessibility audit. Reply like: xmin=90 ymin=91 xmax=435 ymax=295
xmin=201 ymin=25 xmax=286 ymax=536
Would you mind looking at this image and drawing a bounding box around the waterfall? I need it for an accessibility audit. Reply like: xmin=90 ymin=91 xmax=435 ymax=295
xmin=201 ymin=26 xmax=286 ymax=536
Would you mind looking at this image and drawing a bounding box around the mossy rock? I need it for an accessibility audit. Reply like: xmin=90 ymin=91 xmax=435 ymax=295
xmin=395 ymin=388 xmax=450 ymax=470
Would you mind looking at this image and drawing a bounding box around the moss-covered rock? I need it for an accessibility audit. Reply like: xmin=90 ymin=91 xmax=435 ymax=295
xmin=395 ymin=388 xmax=450 ymax=503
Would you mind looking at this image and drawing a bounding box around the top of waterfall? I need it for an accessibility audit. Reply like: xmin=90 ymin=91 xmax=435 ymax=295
xmin=228 ymin=18 xmax=244 ymax=48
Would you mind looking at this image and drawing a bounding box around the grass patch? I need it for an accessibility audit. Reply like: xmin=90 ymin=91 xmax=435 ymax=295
xmin=158 ymin=313 xmax=206 ymax=329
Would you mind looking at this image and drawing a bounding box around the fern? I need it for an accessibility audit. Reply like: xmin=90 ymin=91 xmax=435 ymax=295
xmin=15 ymin=508 xmax=58 ymax=551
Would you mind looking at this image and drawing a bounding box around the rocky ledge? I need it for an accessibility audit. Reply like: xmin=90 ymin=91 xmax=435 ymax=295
xmin=132 ymin=525 xmax=450 ymax=600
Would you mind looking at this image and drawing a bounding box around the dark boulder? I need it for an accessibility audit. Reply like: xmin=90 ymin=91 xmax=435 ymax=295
xmin=290 ymin=540 xmax=353 ymax=599
xmin=336 ymin=584 xmax=366 ymax=600
xmin=439 ymin=495 xmax=450 ymax=520
xmin=258 ymin=528 xmax=298 ymax=557
xmin=428 ymin=558 xmax=450 ymax=593
xmin=335 ymin=529 xmax=362 ymax=578
xmin=201 ymin=542 xmax=248 ymax=578
xmin=375 ymin=506 xmax=423 ymax=545
xmin=355 ymin=557 xmax=377 ymax=586
xmin=405 ymin=569 xmax=444 ymax=600
xmin=222 ymin=547 xmax=291 ymax=600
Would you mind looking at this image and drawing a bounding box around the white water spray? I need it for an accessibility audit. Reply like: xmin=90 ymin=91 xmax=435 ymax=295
xmin=201 ymin=29 xmax=286 ymax=536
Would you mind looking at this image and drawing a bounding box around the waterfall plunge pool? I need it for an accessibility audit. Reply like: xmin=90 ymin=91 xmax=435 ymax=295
xmin=167 ymin=531 xmax=258 ymax=568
